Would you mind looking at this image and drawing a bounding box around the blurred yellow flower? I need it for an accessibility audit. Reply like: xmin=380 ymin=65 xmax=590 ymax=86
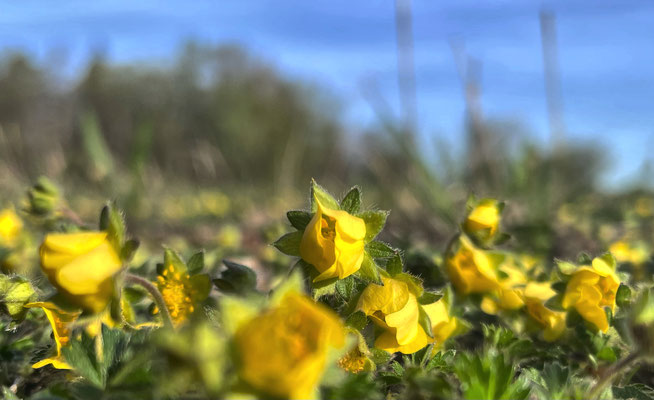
xmin=234 ymin=291 xmax=345 ymax=399
xmin=40 ymin=232 xmax=122 ymax=313
xmin=524 ymin=283 xmax=566 ymax=341
xmin=562 ymin=256 xmax=620 ymax=332
xmin=610 ymin=240 xmax=649 ymax=266
xmin=445 ymin=235 xmax=499 ymax=295
xmin=300 ymin=197 xmax=366 ymax=282
xmin=156 ymin=263 xmax=210 ymax=328
xmin=338 ymin=348 xmax=367 ymax=374
xmin=481 ymin=264 xmax=526 ymax=315
xmin=358 ymin=276 xmax=458 ymax=354
xmin=25 ymin=302 xmax=79 ymax=369
xmin=463 ymin=199 xmax=501 ymax=241
xmin=0 ymin=208 xmax=23 ymax=245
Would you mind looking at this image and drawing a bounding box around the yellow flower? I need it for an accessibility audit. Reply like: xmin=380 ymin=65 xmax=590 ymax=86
xmin=463 ymin=199 xmax=501 ymax=240
xmin=338 ymin=348 xmax=368 ymax=374
xmin=156 ymin=263 xmax=210 ymax=328
xmin=40 ymin=232 xmax=122 ymax=313
xmin=562 ymin=256 xmax=620 ymax=332
xmin=358 ymin=276 xmax=458 ymax=354
xmin=445 ymin=235 xmax=499 ymax=295
xmin=610 ymin=241 xmax=649 ymax=266
xmin=300 ymin=197 xmax=366 ymax=282
xmin=234 ymin=291 xmax=345 ymax=399
xmin=25 ymin=302 xmax=79 ymax=369
xmin=0 ymin=208 xmax=23 ymax=245
xmin=524 ymin=283 xmax=566 ymax=341
xmin=480 ymin=264 xmax=526 ymax=315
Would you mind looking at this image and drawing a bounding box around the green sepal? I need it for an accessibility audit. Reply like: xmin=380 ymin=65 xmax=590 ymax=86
xmin=120 ymin=239 xmax=140 ymax=263
xmin=365 ymin=241 xmax=398 ymax=259
xmin=340 ymin=186 xmax=362 ymax=214
xmin=99 ymin=202 xmax=126 ymax=254
xmin=286 ymin=210 xmax=312 ymax=230
xmin=357 ymin=210 xmax=389 ymax=242
xmin=418 ymin=292 xmax=443 ymax=305
xmin=577 ymin=252 xmax=592 ymax=265
xmin=310 ymin=179 xmax=340 ymax=212
xmin=345 ymin=310 xmax=368 ymax=331
xmin=213 ymin=260 xmax=257 ymax=295
xmin=385 ymin=253 xmax=403 ymax=276
xmin=163 ymin=247 xmax=187 ymax=274
xmin=356 ymin=252 xmax=382 ymax=285
xmin=617 ymin=284 xmax=632 ymax=308
xmin=187 ymin=251 xmax=205 ymax=274
xmin=393 ymin=272 xmax=424 ymax=298
xmin=273 ymin=231 xmax=303 ymax=256
xmin=555 ymin=259 xmax=577 ymax=275
xmin=418 ymin=305 xmax=434 ymax=338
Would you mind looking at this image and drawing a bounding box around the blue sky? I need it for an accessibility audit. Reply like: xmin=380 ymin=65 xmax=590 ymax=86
xmin=1 ymin=0 xmax=653 ymax=187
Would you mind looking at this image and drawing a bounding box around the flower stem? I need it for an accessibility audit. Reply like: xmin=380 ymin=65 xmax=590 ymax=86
xmin=588 ymin=352 xmax=641 ymax=399
xmin=124 ymin=273 xmax=174 ymax=329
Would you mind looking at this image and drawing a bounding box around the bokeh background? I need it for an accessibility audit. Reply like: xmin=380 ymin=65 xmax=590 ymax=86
xmin=1 ymin=0 xmax=653 ymax=267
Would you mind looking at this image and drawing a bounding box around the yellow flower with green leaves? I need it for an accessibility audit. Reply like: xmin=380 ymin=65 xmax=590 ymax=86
xmin=233 ymin=290 xmax=345 ymax=399
xmin=524 ymin=282 xmax=566 ymax=341
xmin=480 ymin=263 xmax=526 ymax=315
xmin=275 ymin=181 xmax=389 ymax=285
xmin=25 ymin=302 xmax=78 ymax=369
xmin=155 ymin=249 xmax=211 ymax=328
xmin=445 ymin=234 xmax=500 ymax=295
xmin=358 ymin=275 xmax=459 ymax=354
xmin=0 ymin=208 xmax=23 ymax=245
xmin=300 ymin=196 xmax=366 ymax=282
xmin=561 ymin=254 xmax=620 ymax=332
xmin=40 ymin=231 xmax=122 ymax=313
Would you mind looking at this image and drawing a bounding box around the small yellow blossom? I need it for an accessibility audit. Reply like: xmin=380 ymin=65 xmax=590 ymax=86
xmin=338 ymin=348 xmax=367 ymax=374
xmin=562 ymin=255 xmax=620 ymax=332
xmin=524 ymin=283 xmax=566 ymax=341
xmin=25 ymin=302 xmax=79 ymax=369
xmin=40 ymin=231 xmax=122 ymax=313
xmin=156 ymin=263 xmax=210 ymax=327
xmin=300 ymin=197 xmax=366 ymax=282
xmin=610 ymin=241 xmax=649 ymax=266
xmin=358 ymin=276 xmax=458 ymax=354
xmin=0 ymin=208 xmax=23 ymax=245
xmin=234 ymin=291 xmax=345 ymax=399
xmin=463 ymin=199 xmax=501 ymax=241
xmin=445 ymin=235 xmax=499 ymax=295
xmin=481 ymin=264 xmax=526 ymax=315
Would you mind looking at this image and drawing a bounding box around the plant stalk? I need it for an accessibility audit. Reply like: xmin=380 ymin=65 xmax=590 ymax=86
xmin=124 ymin=272 xmax=174 ymax=329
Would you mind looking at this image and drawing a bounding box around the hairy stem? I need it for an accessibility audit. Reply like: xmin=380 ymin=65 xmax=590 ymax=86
xmin=124 ymin=273 xmax=174 ymax=329
xmin=588 ymin=352 xmax=641 ymax=399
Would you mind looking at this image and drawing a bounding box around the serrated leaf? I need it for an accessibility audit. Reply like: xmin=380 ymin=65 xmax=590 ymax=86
xmin=287 ymin=210 xmax=312 ymax=230
xmin=613 ymin=383 xmax=654 ymax=400
xmin=62 ymin=333 xmax=103 ymax=388
xmin=365 ymin=241 xmax=397 ymax=259
xmin=340 ymin=187 xmax=362 ymax=214
xmin=273 ymin=231 xmax=303 ymax=256
xmin=310 ymin=179 xmax=340 ymax=213
xmin=187 ymin=251 xmax=205 ymax=274
xmin=345 ymin=311 xmax=368 ymax=331
xmin=356 ymin=253 xmax=382 ymax=285
xmin=358 ymin=210 xmax=389 ymax=242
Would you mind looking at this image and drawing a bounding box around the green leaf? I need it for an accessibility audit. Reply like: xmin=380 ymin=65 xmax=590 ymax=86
xmin=310 ymin=179 xmax=340 ymax=212
xmin=213 ymin=260 xmax=257 ymax=295
xmin=335 ymin=276 xmax=356 ymax=299
xmin=287 ymin=210 xmax=312 ymax=230
xmin=340 ymin=186 xmax=362 ymax=214
xmin=418 ymin=306 xmax=433 ymax=338
xmin=357 ymin=210 xmax=389 ymax=242
xmin=613 ymin=383 xmax=654 ymax=400
xmin=365 ymin=241 xmax=398 ymax=259
xmin=597 ymin=346 xmax=617 ymax=362
xmin=356 ymin=253 xmax=382 ymax=285
xmin=385 ymin=253 xmax=403 ymax=276
xmin=187 ymin=251 xmax=205 ymax=274
xmin=273 ymin=231 xmax=303 ymax=256
xmin=418 ymin=292 xmax=443 ymax=305
xmin=345 ymin=311 xmax=368 ymax=331
xmin=62 ymin=333 xmax=103 ymax=388
xmin=616 ymin=284 xmax=632 ymax=307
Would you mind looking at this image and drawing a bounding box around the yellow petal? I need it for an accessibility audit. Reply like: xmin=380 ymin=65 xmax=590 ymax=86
xmin=385 ymin=294 xmax=420 ymax=346
xmin=55 ymin=241 xmax=121 ymax=295
xmin=42 ymin=232 xmax=108 ymax=255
